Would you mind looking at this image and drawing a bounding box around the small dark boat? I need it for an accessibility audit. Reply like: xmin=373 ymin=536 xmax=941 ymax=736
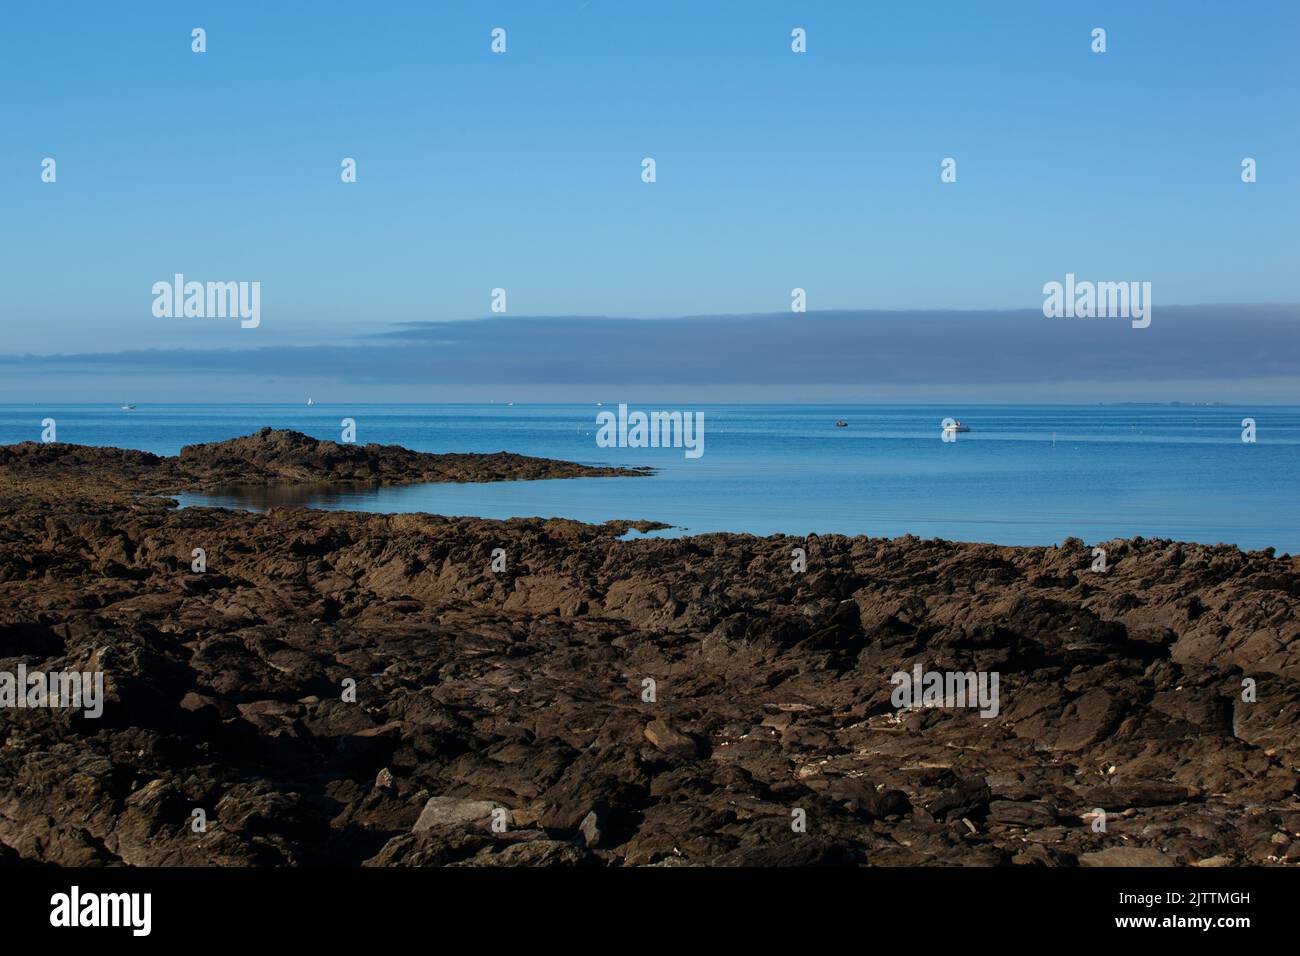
xmin=835 ymin=420 xmax=848 ymax=427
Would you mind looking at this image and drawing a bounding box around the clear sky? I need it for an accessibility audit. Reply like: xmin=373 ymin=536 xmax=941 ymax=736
xmin=1 ymin=0 xmax=1296 ymax=399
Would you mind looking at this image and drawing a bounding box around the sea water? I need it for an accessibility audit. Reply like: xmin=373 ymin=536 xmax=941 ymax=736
xmin=1 ymin=404 xmax=1295 ymax=552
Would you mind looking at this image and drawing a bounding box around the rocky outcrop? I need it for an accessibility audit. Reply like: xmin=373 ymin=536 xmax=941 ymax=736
xmin=0 ymin=438 xmax=1297 ymax=867
xmin=0 ymin=428 xmax=651 ymax=497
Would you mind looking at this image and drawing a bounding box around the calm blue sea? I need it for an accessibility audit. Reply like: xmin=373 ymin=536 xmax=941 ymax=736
xmin=2 ymin=404 xmax=1296 ymax=553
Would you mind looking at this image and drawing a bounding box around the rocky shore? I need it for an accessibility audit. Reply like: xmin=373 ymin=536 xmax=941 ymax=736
xmin=0 ymin=430 xmax=1297 ymax=867
xmin=0 ymin=426 xmax=652 ymax=497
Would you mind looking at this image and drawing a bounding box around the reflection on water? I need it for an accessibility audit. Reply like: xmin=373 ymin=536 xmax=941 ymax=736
xmin=182 ymin=481 xmax=384 ymax=511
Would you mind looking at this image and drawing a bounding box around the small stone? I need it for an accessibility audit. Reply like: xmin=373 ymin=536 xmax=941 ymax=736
xmin=1011 ymin=844 xmax=1058 ymax=867
xmin=644 ymin=719 xmax=700 ymax=758
xmin=179 ymin=691 xmax=216 ymax=713
xmin=578 ymin=810 xmax=604 ymax=848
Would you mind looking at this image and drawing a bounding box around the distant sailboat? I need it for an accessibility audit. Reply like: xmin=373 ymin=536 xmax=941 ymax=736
xmin=306 ymin=397 xmax=315 ymax=406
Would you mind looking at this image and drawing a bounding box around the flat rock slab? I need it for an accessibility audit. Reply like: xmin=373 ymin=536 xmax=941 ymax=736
xmin=413 ymin=797 xmax=504 ymax=833
xmin=987 ymin=800 xmax=1059 ymax=828
xmin=1079 ymin=846 xmax=1175 ymax=867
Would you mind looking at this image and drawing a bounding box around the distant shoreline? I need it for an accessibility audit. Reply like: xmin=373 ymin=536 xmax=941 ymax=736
xmin=0 ymin=427 xmax=652 ymax=498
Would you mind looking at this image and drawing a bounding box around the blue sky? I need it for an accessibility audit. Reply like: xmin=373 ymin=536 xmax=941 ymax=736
xmin=0 ymin=0 xmax=1296 ymax=399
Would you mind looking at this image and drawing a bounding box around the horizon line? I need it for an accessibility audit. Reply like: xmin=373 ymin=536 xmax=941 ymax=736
xmin=5 ymin=401 xmax=1296 ymax=408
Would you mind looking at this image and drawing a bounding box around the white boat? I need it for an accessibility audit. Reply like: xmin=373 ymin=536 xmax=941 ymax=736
xmin=307 ymin=397 xmax=314 ymax=406
xmin=943 ymin=419 xmax=970 ymax=433
xmin=121 ymin=403 xmax=136 ymax=411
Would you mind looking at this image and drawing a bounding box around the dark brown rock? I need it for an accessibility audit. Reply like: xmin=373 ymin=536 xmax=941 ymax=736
xmin=0 ymin=433 xmax=1296 ymax=867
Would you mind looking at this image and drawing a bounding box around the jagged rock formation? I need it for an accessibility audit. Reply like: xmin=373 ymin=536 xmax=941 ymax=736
xmin=0 ymin=433 xmax=1296 ymax=866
